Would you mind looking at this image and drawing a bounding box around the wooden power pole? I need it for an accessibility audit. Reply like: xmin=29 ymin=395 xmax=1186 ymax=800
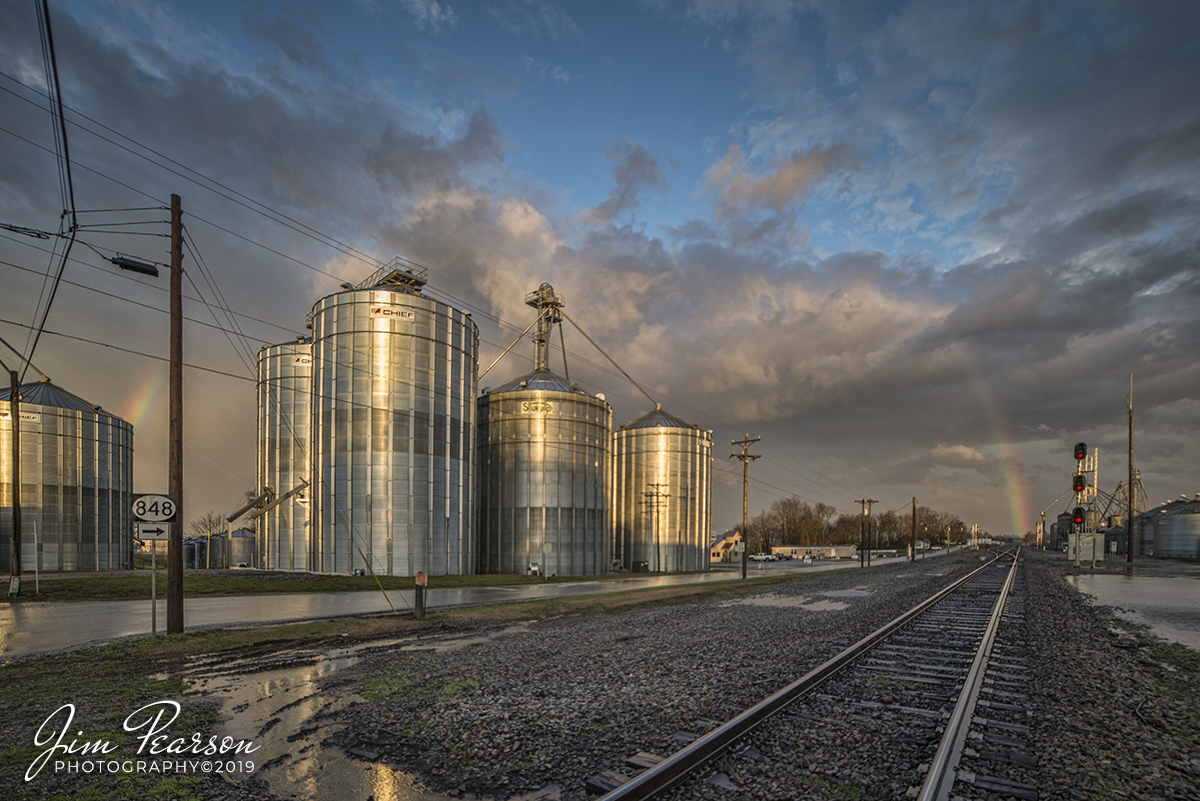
xmin=731 ymin=435 xmax=760 ymax=579
xmin=856 ymin=498 xmax=878 ymax=567
xmin=167 ymin=193 xmax=184 ymax=634
xmin=5 ymin=365 xmax=19 ymax=596
xmin=1127 ymin=373 xmax=1135 ymax=566
xmin=911 ymin=497 xmax=917 ymax=562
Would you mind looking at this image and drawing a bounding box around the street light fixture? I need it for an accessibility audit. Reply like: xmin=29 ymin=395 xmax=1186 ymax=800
xmin=110 ymin=255 xmax=160 ymax=278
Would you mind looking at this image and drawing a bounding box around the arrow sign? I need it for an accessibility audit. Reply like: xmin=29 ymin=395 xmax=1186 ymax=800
xmin=138 ymin=522 xmax=170 ymax=540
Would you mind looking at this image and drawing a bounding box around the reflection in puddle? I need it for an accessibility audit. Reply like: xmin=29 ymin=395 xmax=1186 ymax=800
xmin=1067 ymin=574 xmax=1200 ymax=651
xmin=181 ymin=638 xmax=461 ymax=801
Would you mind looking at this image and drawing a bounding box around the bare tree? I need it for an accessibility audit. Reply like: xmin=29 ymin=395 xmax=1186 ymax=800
xmin=771 ymin=496 xmax=806 ymax=545
xmin=190 ymin=510 xmax=226 ymax=540
xmin=746 ymin=510 xmax=780 ymax=553
xmin=827 ymin=513 xmax=861 ymax=545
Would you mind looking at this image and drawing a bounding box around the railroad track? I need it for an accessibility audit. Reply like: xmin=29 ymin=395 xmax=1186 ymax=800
xmin=586 ymin=547 xmax=1037 ymax=801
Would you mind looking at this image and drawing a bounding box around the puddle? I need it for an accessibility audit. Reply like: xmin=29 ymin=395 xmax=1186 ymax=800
xmin=1067 ymin=574 xmax=1200 ymax=652
xmin=721 ymin=590 xmax=867 ymax=611
xmin=821 ymin=589 xmax=871 ymax=598
xmin=398 ymin=624 xmax=531 ymax=653
xmin=797 ymin=599 xmax=850 ymax=611
xmin=177 ymin=628 xmax=529 ymax=801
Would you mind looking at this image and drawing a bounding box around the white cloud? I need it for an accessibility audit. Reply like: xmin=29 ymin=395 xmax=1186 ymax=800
xmin=399 ymin=0 xmax=458 ymax=33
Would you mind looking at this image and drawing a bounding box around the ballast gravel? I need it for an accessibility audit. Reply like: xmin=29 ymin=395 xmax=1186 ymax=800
xmin=201 ymin=550 xmax=1200 ymax=801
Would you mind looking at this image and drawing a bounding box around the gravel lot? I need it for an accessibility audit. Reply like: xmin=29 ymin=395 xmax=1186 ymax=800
xmin=49 ymin=548 xmax=1177 ymax=801
xmin=320 ymin=555 xmax=980 ymax=800
xmin=185 ymin=549 xmax=1175 ymax=801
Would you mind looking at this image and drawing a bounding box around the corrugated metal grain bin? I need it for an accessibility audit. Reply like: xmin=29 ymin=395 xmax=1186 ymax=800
xmin=1149 ymin=499 xmax=1200 ymax=558
xmin=476 ymin=370 xmax=611 ymax=575
xmin=0 ymin=380 xmax=133 ymax=571
xmin=614 ymin=405 xmax=712 ymax=573
xmin=257 ymin=338 xmax=312 ymax=569
xmin=309 ymin=266 xmax=478 ymax=576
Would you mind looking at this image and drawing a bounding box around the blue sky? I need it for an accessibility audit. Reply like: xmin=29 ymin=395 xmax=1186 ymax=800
xmin=2 ymin=0 xmax=1198 ymax=538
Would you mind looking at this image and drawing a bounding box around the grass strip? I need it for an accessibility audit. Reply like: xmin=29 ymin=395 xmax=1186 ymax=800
xmin=11 ymin=569 xmax=669 ymax=603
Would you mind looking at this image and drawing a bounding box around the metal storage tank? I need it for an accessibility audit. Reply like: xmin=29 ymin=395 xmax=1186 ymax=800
xmin=1146 ymin=498 xmax=1200 ymax=558
xmin=257 ymin=337 xmax=312 ymax=570
xmin=476 ymin=284 xmax=612 ymax=576
xmin=202 ymin=537 xmax=223 ymax=570
xmin=1135 ymin=511 xmax=1157 ymax=556
xmin=194 ymin=537 xmax=210 ymax=570
xmin=310 ymin=263 xmax=478 ymax=576
xmin=614 ymin=404 xmax=713 ymax=573
xmin=228 ymin=528 xmax=256 ymax=568
xmin=183 ymin=539 xmax=197 ymax=570
xmin=0 ymin=380 xmax=134 ymax=571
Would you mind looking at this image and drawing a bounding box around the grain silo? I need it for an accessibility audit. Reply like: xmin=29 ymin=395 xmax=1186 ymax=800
xmin=614 ymin=404 xmax=712 ymax=572
xmin=309 ymin=263 xmax=478 ymax=576
xmin=0 ymin=379 xmax=134 ymax=571
xmin=477 ymin=284 xmax=612 ymax=576
xmin=256 ymin=337 xmax=312 ymax=570
xmin=1137 ymin=497 xmax=1200 ymax=558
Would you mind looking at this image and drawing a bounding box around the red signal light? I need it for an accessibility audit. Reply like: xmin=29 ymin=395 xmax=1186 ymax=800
xmin=1073 ymin=475 xmax=1086 ymax=493
xmin=1072 ymin=506 xmax=1085 ymax=526
xmin=1074 ymin=442 xmax=1087 ymax=460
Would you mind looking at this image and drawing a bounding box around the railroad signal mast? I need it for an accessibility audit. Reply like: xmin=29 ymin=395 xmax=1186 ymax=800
xmin=1070 ymin=442 xmax=1103 ymax=567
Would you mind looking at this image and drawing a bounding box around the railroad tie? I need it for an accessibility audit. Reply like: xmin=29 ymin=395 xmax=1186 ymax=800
xmin=957 ymin=769 xmax=1039 ymax=800
xmin=624 ymin=752 xmax=664 ymax=771
xmin=585 ymin=769 xmax=631 ymax=796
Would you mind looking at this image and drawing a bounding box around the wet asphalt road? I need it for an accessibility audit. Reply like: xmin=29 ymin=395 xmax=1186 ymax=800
xmin=1 ymin=555 xmax=899 ymax=658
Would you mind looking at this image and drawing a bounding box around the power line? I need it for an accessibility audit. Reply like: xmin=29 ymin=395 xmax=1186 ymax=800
xmin=22 ymin=0 xmax=78 ymax=383
xmin=0 ymin=68 xmax=872 ymax=513
xmin=1 ymin=233 xmax=305 ymax=337
xmin=0 ymin=317 xmax=252 ymax=382
xmin=0 ymin=255 xmax=276 ymax=346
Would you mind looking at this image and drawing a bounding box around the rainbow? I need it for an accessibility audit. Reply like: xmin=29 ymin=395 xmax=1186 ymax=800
xmin=120 ymin=370 xmax=168 ymax=431
xmin=954 ymin=342 xmax=1033 ymax=538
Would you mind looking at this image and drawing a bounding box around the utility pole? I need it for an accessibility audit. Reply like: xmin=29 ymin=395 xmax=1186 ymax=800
xmin=910 ymin=497 xmax=917 ymax=562
xmin=643 ymin=483 xmax=669 ymax=572
xmin=1127 ymin=373 xmax=1135 ymax=567
xmin=731 ymin=435 xmax=761 ymax=580
xmin=856 ymin=498 xmax=878 ymax=567
xmin=2 ymin=361 xmax=20 ymax=596
xmin=167 ymin=193 xmax=184 ymax=634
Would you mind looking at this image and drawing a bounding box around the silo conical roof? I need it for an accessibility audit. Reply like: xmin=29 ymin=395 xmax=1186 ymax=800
xmin=491 ymin=369 xmax=579 ymax=394
xmin=620 ymin=403 xmax=697 ymax=430
xmin=0 ymin=379 xmax=120 ymax=419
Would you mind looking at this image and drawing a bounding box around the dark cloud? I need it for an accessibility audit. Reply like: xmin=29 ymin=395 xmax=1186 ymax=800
xmin=2 ymin=0 xmax=1197 ymax=537
xmin=364 ymin=106 xmax=505 ymax=193
xmin=584 ymin=142 xmax=670 ymax=225
xmin=243 ymin=2 xmax=331 ymax=71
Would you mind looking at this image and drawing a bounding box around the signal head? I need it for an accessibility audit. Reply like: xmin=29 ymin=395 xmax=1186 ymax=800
xmin=1074 ymin=442 xmax=1087 ymax=460
xmin=1073 ymin=475 xmax=1086 ymax=493
xmin=1072 ymin=506 xmax=1085 ymax=526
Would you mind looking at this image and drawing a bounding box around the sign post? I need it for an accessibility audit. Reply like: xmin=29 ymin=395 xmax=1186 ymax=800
xmin=133 ymin=496 xmax=176 ymax=636
xmin=137 ymin=523 xmax=170 ymax=635
xmin=415 ymin=572 xmax=428 ymax=620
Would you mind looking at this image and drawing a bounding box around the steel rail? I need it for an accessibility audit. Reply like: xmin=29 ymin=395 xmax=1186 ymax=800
xmin=916 ymin=549 xmax=1021 ymax=801
xmin=596 ymin=551 xmax=1009 ymax=801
